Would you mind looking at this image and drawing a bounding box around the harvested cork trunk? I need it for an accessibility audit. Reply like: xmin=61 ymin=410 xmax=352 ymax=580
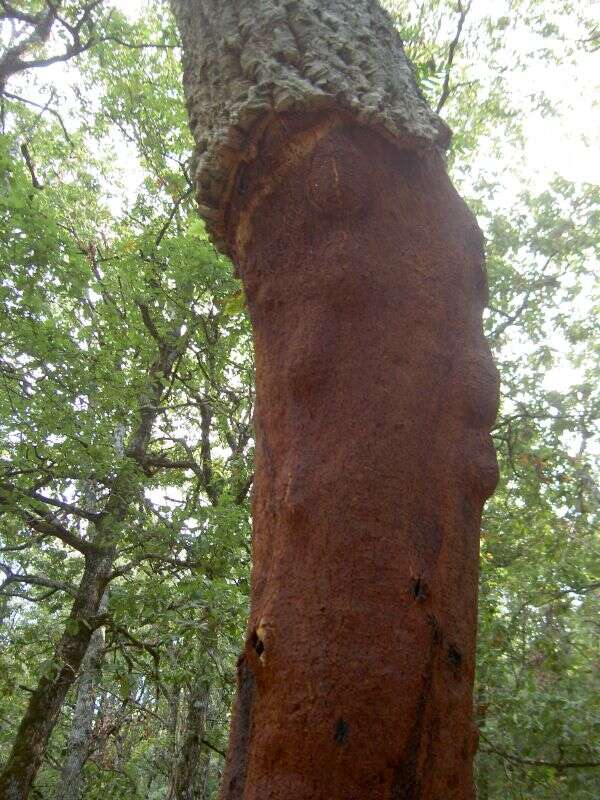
xmin=173 ymin=2 xmax=499 ymax=799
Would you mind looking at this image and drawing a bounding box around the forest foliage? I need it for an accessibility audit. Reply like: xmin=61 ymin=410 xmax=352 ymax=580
xmin=0 ymin=1 xmax=598 ymax=798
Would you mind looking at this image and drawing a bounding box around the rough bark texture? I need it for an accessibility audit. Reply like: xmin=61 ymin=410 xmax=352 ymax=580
xmin=172 ymin=0 xmax=450 ymax=253
xmin=55 ymin=591 xmax=108 ymax=800
xmin=173 ymin=2 xmax=499 ymax=799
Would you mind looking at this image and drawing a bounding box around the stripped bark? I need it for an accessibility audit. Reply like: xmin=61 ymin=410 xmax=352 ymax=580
xmin=174 ymin=2 xmax=499 ymax=799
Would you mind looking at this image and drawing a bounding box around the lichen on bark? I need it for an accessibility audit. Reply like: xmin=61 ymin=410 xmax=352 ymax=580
xmin=171 ymin=0 xmax=451 ymax=253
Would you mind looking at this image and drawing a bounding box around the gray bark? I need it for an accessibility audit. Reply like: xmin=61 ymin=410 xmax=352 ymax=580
xmin=171 ymin=0 xmax=450 ymax=253
xmin=168 ymin=680 xmax=210 ymax=800
xmin=165 ymin=686 xmax=182 ymax=800
xmin=194 ymin=750 xmax=211 ymax=800
xmin=55 ymin=591 xmax=108 ymax=800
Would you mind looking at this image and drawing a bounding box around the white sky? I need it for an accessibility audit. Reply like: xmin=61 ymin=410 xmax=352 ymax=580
xmin=469 ymin=1 xmax=600 ymax=187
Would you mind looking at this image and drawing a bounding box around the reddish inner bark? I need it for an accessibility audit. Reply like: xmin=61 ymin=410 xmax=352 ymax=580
xmin=221 ymin=113 xmax=499 ymax=800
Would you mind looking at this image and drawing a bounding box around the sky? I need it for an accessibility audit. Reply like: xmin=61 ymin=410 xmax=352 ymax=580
xmin=7 ymin=0 xmax=597 ymax=198
xmin=469 ymin=0 xmax=600 ymax=188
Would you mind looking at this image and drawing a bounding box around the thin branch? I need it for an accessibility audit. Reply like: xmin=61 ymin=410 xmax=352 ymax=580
xmin=4 ymin=91 xmax=73 ymax=145
xmin=28 ymin=490 xmax=100 ymax=521
xmin=155 ymin=187 xmax=193 ymax=247
xmin=235 ymin=473 xmax=253 ymax=506
xmin=2 ymin=587 xmax=61 ymax=603
xmin=0 ymin=481 xmax=100 ymax=521
xmin=14 ymin=507 xmax=94 ymax=556
xmin=0 ymin=2 xmax=41 ymax=26
xmin=480 ymin=734 xmax=600 ymax=770
xmin=109 ymin=553 xmax=205 ymax=581
xmin=137 ymin=302 xmax=164 ymax=345
xmin=0 ymin=2 xmax=56 ymax=91
xmin=6 ymin=40 xmax=96 ymax=74
xmin=102 ymin=618 xmax=160 ymax=686
xmin=0 ymin=568 xmax=77 ymax=598
xmin=489 ymin=255 xmax=557 ymax=340
xmin=198 ymin=402 xmax=218 ymax=506
xmin=0 ymin=0 xmax=103 ymax=90
xmin=513 ymin=581 xmax=600 ymax=619
xmin=138 ymin=455 xmax=198 ymax=471
xmin=98 ymin=35 xmax=178 ymax=50
xmin=0 ymin=536 xmax=46 ymax=553
xmin=436 ymin=1 xmax=471 ymax=114
xmin=20 ymin=142 xmax=43 ymax=188
xmin=579 ymin=26 xmax=600 ymax=52
xmin=201 ymin=738 xmax=226 ymax=759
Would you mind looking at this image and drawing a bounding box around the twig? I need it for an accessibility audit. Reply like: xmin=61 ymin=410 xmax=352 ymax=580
xmin=155 ymin=187 xmax=193 ymax=247
xmin=99 ymin=35 xmax=179 ymax=50
xmin=480 ymin=733 xmax=600 ymax=770
xmin=4 ymin=91 xmax=73 ymax=145
xmin=436 ymin=1 xmax=471 ymax=114
xmin=20 ymin=142 xmax=43 ymax=188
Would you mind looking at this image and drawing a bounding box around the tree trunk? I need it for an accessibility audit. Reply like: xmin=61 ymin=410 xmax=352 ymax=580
xmin=170 ymin=679 xmax=210 ymax=800
xmin=194 ymin=749 xmax=211 ymax=800
xmin=165 ymin=685 xmax=182 ymax=800
xmin=173 ymin=2 xmax=499 ymax=799
xmin=0 ymin=548 xmax=115 ymax=800
xmin=55 ymin=591 xmax=108 ymax=800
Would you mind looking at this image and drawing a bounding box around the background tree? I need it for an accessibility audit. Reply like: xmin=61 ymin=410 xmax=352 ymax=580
xmin=0 ymin=5 xmax=251 ymax=796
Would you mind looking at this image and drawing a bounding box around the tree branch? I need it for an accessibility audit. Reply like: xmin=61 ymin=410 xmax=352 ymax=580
xmin=155 ymin=187 xmax=193 ymax=246
xmin=137 ymin=302 xmax=164 ymax=345
xmin=0 ymin=565 xmax=77 ymax=598
xmin=480 ymin=734 xmax=600 ymax=770
xmin=0 ymin=0 xmax=103 ymax=91
xmin=29 ymin=490 xmax=101 ymax=521
xmin=489 ymin=255 xmax=557 ymax=340
xmin=20 ymin=142 xmax=43 ymax=188
xmin=4 ymin=91 xmax=73 ymax=145
xmin=201 ymin=738 xmax=226 ymax=759
xmin=98 ymin=35 xmax=178 ymax=50
xmin=138 ymin=455 xmax=199 ymax=471
xmin=109 ymin=552 xmax=205 ymax=581
xmin=102 ymin=617 xmax=160 ymax=671
xmin=1 ymin=502 xmax=95 ymax=556
xmin=235 ymin=473 xmax=253 ymax=506
xmin=0 ymin=2 xmax=41 ymax=26
xmin=436 ymin=1 xmax=471 ymax=114
xmin=0 ymin=480 xmax=100 ymax=522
